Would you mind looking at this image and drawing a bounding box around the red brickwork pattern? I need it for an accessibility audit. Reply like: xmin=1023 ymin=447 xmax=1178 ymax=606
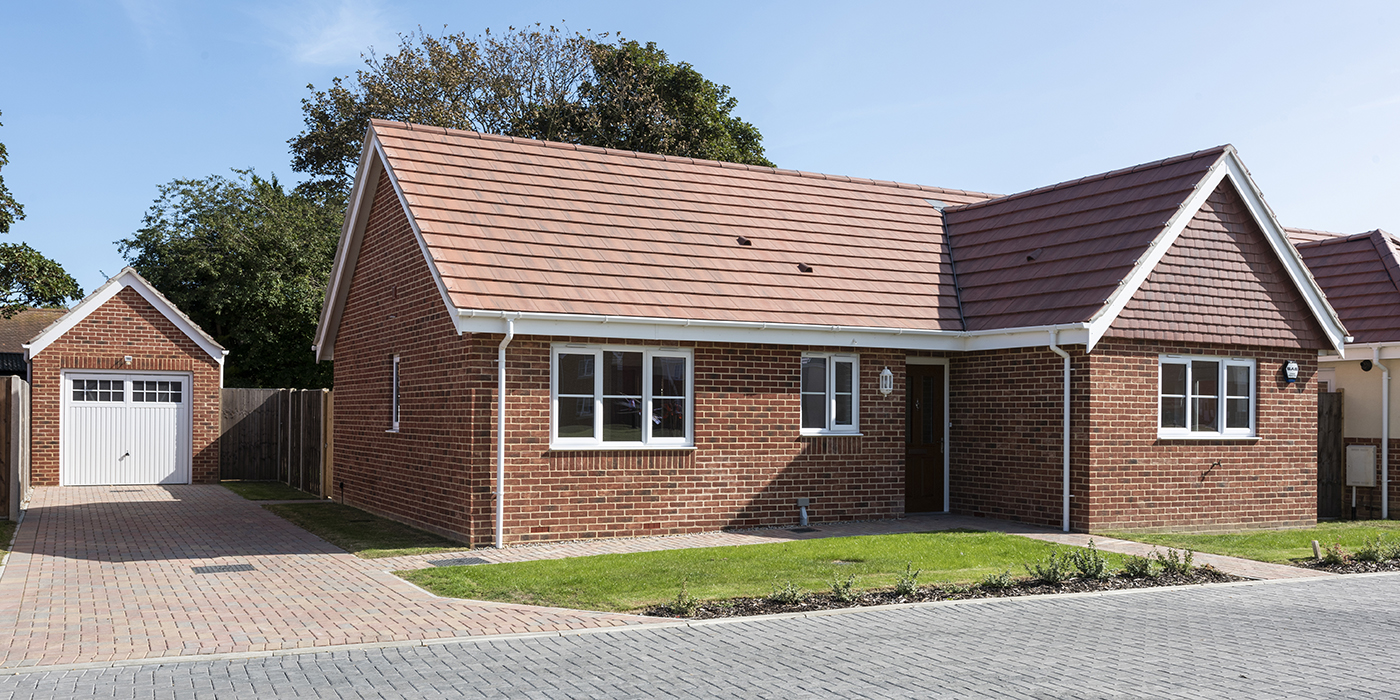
xmin=30 ymin=287 xmax=221 ymax=485
xmin=1081 ymin=338 xmax=1317 ymax=532
xmin=1115 ymin=182 xmax=1328 ymax=349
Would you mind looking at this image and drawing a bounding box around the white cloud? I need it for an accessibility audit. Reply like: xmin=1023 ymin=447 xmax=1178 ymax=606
xmin=254 ymin=0 xmax=398 ymax=67
xmin=118 ymin=0 xmax=174 ymax=48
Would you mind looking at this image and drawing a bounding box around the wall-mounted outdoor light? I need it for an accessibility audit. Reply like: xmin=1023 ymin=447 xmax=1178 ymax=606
xmin=879 ymin=367 xmax=894 ymax=396
xmin=1282 ymin=360 xmax=1299 ymax=383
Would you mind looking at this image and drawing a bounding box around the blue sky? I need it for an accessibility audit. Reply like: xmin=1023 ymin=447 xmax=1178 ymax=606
xmin=2 ymin=1 xmax=1398 ymax=294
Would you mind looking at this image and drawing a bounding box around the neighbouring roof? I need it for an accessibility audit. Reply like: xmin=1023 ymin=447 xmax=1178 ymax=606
xmin=0 ymin=308 xmax=67 ymax=354
xmin=315 ymin=121 xmax=1350 ymax=357
xmin=945 ymin=148 xmax=1228 ymax=331
xmin=25 ymin=267 xmax=226 ymax=363
xmin=1293 ymin=229 xmax=1400 ymax=344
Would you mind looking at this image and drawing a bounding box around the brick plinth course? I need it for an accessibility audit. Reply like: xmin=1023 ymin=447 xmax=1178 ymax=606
xmin=29 ymin=287 xmax=221 ymax=486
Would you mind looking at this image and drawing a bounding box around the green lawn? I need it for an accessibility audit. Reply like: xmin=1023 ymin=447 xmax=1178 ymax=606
xmin=0 ymin=519 xmax=14 ymax=559
xmin=222 ymin=480 xmax=319 ymax=501
xmin=400 ymin=530 xmax=1104 ymax=613
xmin=1105 ymin=521 xmax=1400 ymax=564
xmin=264 ymin=502 xmax=467 ymax=558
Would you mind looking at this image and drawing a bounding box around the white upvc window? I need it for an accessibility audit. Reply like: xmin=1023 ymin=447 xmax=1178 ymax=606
xmin=1158 ymin=355 xmax=1255 ymax=438
xmin=800 ymin=352 xmax=860 ymax=435
xmin=551 ymin=344 xmax=693 ymax=449
xmin=390 ymin=354 xmax=401 ymax=432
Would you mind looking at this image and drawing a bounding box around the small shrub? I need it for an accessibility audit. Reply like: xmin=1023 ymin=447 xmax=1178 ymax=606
xmin=1070 ymin=539 xmax=1111 ymax=580
xmin=830 ymin=574 xmax=857 ymax=603
xmin=980 ymin=570 xmax=1015 ymax=590
xmin=768 ymin=581 xmax=807 ymax=605
xmin=1319 ymin=543 xmax=1348 ymax=566
xmin=1121 ymin=554 xmax=1155 ymax=579
xmin=1151 ymin=547 xmax=1195 ymax=576
xmin=672 ymin=579 xmax=699 ymax=617
xmin=1025 ymin=548 xmax=1074 ymax=584
xmin=1355 ymin=537 xmax=1384 ymax=562
xmin=894 ymin=563 xmax=922 ymax=597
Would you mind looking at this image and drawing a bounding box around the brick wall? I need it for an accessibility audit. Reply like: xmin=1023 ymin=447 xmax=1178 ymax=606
xmin=1332 ymin=437 xmax=1398 ymax=520
xmin=1080 ymin=337 xmax=1317 ymax=532
xmin=30 ymin=286 xmax=222 ymax=485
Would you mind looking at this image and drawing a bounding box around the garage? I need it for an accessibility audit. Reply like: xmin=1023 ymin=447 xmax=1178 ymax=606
xmin=61 ymin=372 xmax=193 ymax=485
xmin=24 ymin=267 xmax=227 ymax=486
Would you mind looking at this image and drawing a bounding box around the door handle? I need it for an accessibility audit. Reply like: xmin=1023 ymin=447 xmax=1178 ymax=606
xmin=119 ymin=452 xmax=130 ymax=460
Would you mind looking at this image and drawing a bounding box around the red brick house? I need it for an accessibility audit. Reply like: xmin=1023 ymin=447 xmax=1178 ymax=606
xmin=313 ymin=120 xmax=1349 ymax=545
xmin=25 ymin=268 xmax=225 ymax=486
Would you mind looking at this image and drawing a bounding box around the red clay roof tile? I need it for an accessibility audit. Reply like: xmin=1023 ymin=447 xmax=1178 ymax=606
xmin=1295 ymin=230 xmax=1400 ymax=343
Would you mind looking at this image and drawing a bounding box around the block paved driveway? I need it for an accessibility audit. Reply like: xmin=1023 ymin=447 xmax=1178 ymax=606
xmin=1 ymin=572 xmax=1396 ymax=698
xmin=0 ymin=486 xmax=651 ymax=669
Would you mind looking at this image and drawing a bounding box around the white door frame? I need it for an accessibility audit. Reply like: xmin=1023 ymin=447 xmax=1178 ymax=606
xmin=59 ymin=369 xmax=195 ymax=486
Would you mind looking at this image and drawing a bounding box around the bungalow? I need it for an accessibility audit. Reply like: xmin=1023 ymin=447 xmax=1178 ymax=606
xmin=1290 ymin=228 xmax=1400 ymax=520
xmin=313 ymin=120 xmax=1348 ymax=546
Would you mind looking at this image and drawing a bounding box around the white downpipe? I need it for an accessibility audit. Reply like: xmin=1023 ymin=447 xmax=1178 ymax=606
xmin=496 ymin=317 xmax=515 ymax=549
xmin=1048 ymin=330 xmax=1071 ymax=533
xmin=1376 ymin=347 xmax=1390 ymax=520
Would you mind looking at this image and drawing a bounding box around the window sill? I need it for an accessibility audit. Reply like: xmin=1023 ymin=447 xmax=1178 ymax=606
xmin=800 ymin=432 xmax=864 ymax=438
xmin=1156 ymin=434 xmax=1259 ymax=441
xmin=548 ymin=443 xmax=697 ymax=452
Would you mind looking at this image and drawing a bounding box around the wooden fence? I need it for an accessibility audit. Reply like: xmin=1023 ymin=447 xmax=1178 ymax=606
xmin=1 ymin=375 xmax=30 ymax=521
xmin=220 ymin=388 xmax=333 ymax=497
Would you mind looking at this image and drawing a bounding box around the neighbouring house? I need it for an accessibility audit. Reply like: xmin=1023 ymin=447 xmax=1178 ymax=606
xmin=1290 ymin=228 xmax=1400 ymax=520
xmin=0 ymin=308 xmax=66 ymax=377
xmin=24 ymin=268 xmax=226 ymax=486
xmin=313 ymin=120 xmax=1350 ymax=546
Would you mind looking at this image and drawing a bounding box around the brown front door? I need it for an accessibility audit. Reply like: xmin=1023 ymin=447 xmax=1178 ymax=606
xmin=906 ymin=363 xmax=945 ymax=512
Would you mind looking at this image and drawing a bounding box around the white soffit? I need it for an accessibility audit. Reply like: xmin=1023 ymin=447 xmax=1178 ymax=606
xmin=24 ymin=268 xmax=226 ymax=364
xmin=1085 ymin=148 xmax=1348 ymax=354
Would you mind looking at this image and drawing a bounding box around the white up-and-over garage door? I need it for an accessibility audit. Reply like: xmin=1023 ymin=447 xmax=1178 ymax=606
xmin=61 ymin=373 xmax=192 ymax=485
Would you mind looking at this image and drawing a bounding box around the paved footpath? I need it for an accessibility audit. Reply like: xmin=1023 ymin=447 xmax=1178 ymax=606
xmin=0 ymin=487 xmax=651 ymax=669
xmin=1 ymin=572 xmax=1394 ymax=699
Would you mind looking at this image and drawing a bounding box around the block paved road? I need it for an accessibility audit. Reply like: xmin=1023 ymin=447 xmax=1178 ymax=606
xmin=2 ymin=573 xmax=1395 ymax=699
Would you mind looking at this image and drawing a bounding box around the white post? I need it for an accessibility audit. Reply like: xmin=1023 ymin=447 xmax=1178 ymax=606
xmin=1048 ymin=330 xmax=1071 ymax=532
xmin=1376 ymin=347 xmax=1390 ymax=520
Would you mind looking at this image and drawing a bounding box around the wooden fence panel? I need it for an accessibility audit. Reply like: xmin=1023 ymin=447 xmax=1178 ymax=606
xmin=221 ymin=387 xmax=330 ymax=494
xmin=2 ymin=376 xmax=30 ymax=521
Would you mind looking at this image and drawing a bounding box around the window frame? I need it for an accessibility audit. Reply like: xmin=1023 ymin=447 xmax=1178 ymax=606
xmin=549 ymin=344 xmax=694 ymax=450
xmin=389 ymin=354 xmax=401 ymax=432
xmin=1157 ymin=354 xmax=1256 ymax=439
xmin=800 ymin=352 xmax=861 ymax=436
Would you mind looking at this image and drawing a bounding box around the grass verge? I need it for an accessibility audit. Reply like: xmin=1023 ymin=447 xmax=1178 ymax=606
xmin=400 ymin=530 xmax=1116 ymax=613
xmin=222 ymin=480 xmax=318 ymax=501
xmin=264 ymin=502 xmax=466 ymax=559
xmin=0 ymin=519 xmax=14 ymax=559
xmin=1105 ymin=520 xmax=1400 ymax=564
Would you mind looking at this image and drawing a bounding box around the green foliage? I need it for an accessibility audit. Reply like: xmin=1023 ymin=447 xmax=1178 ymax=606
xmin=1103 ymin=520 xmax=1400 ymax=564
xmin=1120 ymin=554 xmax=1156 ymax=579
xmin=768 ymin=580 xmax=806 ymax=605
xmin=1318 ymin=543 xmax=1347 ymax=566
xmin=1025 ymin=548 xmax=1075 ymax=585
xmin=117 ymin=170 xmax=341 ymax=388
xmin=265 ymin=502 xmax=463 ymax=559
xmin=829 ymin=573 xmax=857 ymax=602
xmin=979 ymin=570 xmax=1016 ymax=590
xmin=672 ymin=579 xmax=700 ymax=616
xmin=0 ymin=109 xmax=83 ymax=317
xmin=1069 ymin=539 xmax=1111 ymax=580
xmin=894 ymin=562 xmax=922 ymax=597
xmin=290 ymin=25 xmax=771 ymax=193
xmin=1151 ymin=547 xmax=1196 ymax=575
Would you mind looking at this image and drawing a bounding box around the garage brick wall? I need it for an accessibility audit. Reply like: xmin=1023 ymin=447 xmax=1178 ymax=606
xmin=30 ymin=287 xmax=222 ymax=485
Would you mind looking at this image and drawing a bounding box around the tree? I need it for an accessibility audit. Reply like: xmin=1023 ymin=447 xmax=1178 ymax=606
xmin=0 ymin=109 xmax=82 ymax=317
xmin=117 ymin=171 xmax=341 ymax=388
xmin=290 ymin=25 xmax=771 ymax=193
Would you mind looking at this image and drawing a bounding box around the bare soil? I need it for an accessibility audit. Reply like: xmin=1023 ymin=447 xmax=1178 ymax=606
xmin=646 ymin=567 xmax=1241 ymax=619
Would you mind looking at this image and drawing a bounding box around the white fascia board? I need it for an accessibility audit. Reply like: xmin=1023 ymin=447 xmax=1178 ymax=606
xmin=313 ymin=131 xmax=380 ymax=363
xmin=456 ymin=309 xmax=1090 ymax=353
xmin=1321 ymin=343 xmax=1400 ymax=363
xmin=1085 ymin=149 xmax=1348 ymax=355
xmin=24 ymin=269 xmax=225 ymax=364
xmin=1085 ymin=151 xmax=1231 ymax=352
xmin=1219 ymin=153 xmax=1349 ymax=355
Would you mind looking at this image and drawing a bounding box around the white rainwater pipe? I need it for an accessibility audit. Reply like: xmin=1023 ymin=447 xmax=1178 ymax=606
xmin=496 ymin=317 xmax=515 ymax=549
xmin=1048 ymin=330 xmax=1071 ymax=532
xmin=1376 ymin=347 xmax=1390 ymax=520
